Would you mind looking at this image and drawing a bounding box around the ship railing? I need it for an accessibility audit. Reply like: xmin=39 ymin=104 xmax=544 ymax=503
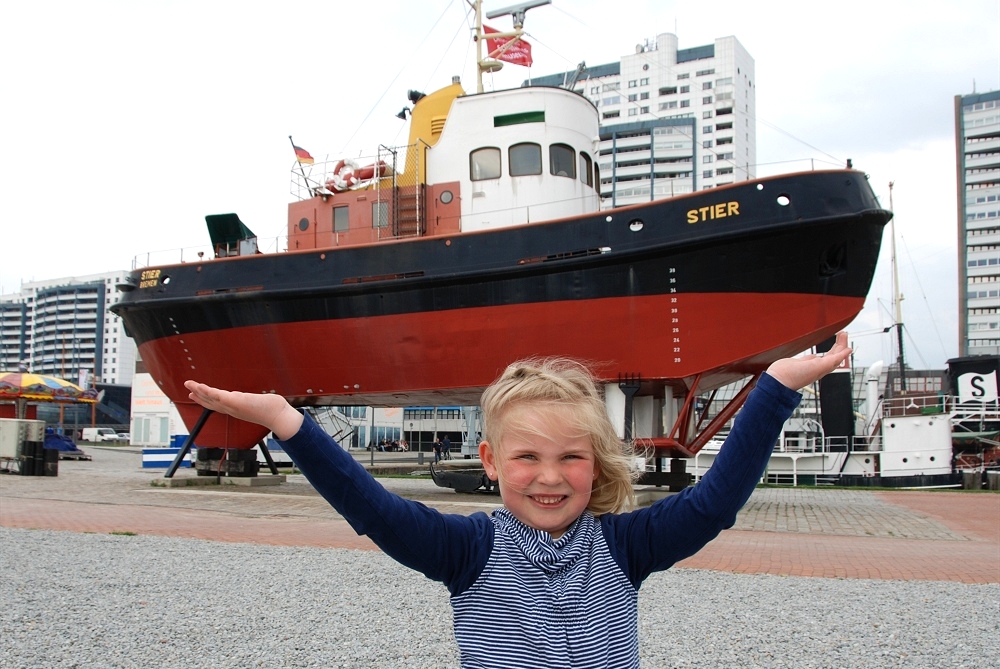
xmin=288 ymin=143 xmax=420 ymax=202
xmin=949 ymin=398 xmax=1000 ymax=424
xmin=881 ymin=393 xmax=948 ymax=418
xmin=776 ymin=434 xmax=883 ymax=454
xmin=130 ymin=235 xmax=289 ymax=269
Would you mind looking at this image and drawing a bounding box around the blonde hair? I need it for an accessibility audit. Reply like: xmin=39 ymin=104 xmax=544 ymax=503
xmin=480 ymin=357 xmax=637 ymax=515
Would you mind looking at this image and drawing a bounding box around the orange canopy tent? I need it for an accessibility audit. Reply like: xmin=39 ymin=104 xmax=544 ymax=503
xmin=0 ymin=372 xmax=99 ymax=420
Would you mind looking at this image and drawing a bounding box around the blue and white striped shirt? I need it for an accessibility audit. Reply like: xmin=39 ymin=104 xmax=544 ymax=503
xmin=281 ymin=373 xmax=800 ymax=668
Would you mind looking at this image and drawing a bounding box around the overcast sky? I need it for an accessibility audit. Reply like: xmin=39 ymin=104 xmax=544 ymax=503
xmin=2 ymin=0 xmax=998 ymax=369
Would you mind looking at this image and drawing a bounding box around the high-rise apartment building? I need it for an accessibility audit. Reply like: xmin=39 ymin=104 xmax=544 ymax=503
xmin=955 ymin=90 xmax=1000 ymax=356
xmin=0 ymin=272 xmax=136 ymax=386
xmin=530 ymin=33 xmax=756 ymax=206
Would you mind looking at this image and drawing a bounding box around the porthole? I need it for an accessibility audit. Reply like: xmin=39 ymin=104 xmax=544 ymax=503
xmin=440 ymin=190 xmax=454 ymax=204
xmin=929 ymin=456 xmax=936 ymax=462
xmin=629 ymin=219 xmax=644 ymax=232
xmin=756 ymin=183 xmax=764 ymax=191
xmin=902 ymin=458 xmax=908 ymax=463
xmin=299 ymin=218 xmax=310 ymax=231
xmin=864 ymin=458 xmax=871 ymax=464
xmin=776 ymin=194 xmax=791 ymax=206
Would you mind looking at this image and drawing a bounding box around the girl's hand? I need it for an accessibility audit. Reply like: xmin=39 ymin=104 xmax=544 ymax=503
xmin=184 ymin=381 xmax=303 ymax=440
xmin=766 ymin=331 xmax=852 ymax=391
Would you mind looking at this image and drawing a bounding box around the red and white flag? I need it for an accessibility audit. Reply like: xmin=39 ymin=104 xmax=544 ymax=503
xmin=484 ymin=25 xmax=532 ymax=67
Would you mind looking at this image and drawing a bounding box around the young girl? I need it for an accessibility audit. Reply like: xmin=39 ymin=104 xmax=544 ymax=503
xmin=185 ymin=332 xmax=852 ymax=669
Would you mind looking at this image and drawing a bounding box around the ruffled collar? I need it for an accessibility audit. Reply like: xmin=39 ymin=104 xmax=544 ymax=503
xmin=492 ymin=508 xmax=596 ymax=575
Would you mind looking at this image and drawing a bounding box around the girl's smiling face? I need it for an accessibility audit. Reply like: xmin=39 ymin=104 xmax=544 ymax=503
xmin=480 ymin=405 xmax=599 ymax=538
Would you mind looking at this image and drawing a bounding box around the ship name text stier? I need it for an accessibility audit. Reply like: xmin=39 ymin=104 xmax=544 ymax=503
xmin=139 ymin=269 xmax=161 ymax=289
xmin=686 ymin=201 xmax=739 ymax=224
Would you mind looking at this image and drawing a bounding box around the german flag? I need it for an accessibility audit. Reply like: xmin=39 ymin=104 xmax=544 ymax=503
xmin=293 ymin=145 xmax=314 ymax=164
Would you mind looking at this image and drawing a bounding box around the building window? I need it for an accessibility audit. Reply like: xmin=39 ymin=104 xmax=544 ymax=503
xmin=659 ymin=101 xmax=678 ymax=110
xmin=703 ymin=140 xmax=713 ymax=148
xmin=333 ymin=206 xmax=349 ymax=232
xmin=703 ymin=125 xmax=713 ymax=133
xmin=628 ymin=108 xmax=638 ymax=116
xmin=677 ymin=73 xmax=690 ymax=80
xmin=470 ymin=147 xmax=501 ymax=181
xmin=509 ymin=143 xmax=542 ymax=176
xmin=628 ymin=93 xmax=638 ymax=102
xmin=716 ymin=122 xmax=734 ymax=130
xmin=703 ymin=111 xmax=713 ymax=119
xmin=680 ymin=85 xmax=690 ymax=93
xmin=680 ymin=100 xmax=690 ymax=108
xmin=703 ymin=170 xmax=713 ymax=179
xmin=696 ymin=68 xmax=715 ymax=76
xmin=640 ymin=77 xmax=649 ymax=85
xmin=703 ymin=96 xmax=713 ymax=104
xmin=640 ymin=92 xmax=649 ymax=100
xmin=603 ymin=111 xmax=621 ymax=119
xmin=549 ymin=143 xmax=576 ymax=178
xmin=659 ymin=86 xmax=677 ymax=95
xmin=628 ymin=80 xmax=637 ymax=88
xmin=716 ymin=167 xmax=734 ymax=175
xmin=704 ymin=155 xmax=714 ymax=163
xmin=640 ymin=106 xmax=649 ymax=114
xmin=702 ymin=82 xmax=713 ymax=90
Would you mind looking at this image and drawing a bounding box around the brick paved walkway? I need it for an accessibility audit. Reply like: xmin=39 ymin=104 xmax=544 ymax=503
xmin=2 ymin=448 xmax=997 ymax=583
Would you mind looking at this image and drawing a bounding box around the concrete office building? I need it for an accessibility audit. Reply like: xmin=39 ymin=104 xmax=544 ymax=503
xmin=0 ymin=272 xmax=136 ymax=386
xmin=530 ymin=33 xmax=756 ymax=206
xmin=955 ymin=90 xmax=1000 ymax=356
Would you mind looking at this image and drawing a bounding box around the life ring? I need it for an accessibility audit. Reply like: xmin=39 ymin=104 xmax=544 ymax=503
xmin=325 ymin=159 xmax=390 ymax=192
xmin=325 ymin=159 xmax=359 ymax=192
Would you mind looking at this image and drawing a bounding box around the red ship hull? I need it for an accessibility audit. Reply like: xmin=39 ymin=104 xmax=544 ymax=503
xmin=144 ymin=291 xmax=863 ymax=448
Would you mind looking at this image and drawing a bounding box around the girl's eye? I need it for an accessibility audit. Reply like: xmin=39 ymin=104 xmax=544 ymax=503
xmin=515 ymin=454 xmax=536 ymax=460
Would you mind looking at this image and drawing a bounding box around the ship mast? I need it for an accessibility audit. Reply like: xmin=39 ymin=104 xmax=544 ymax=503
xmin=888 ymin=181 xmax=907 ymax=392
xmin=472 ymin=0 xmax=550 ymax=93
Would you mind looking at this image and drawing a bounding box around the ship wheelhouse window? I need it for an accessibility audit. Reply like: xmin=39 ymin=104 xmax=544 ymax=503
xmin=333 ymin=206 xmax=349 ymax=232
xmin=372 ymin=201 xmax=389 ymax=228
xmin=509 ymin=143 xmax=542 ymax=176
xmin=550 ymin=144 xmax=576 ymax=179
xmin=470 ymin=147 xmax=501 ymax=181
xmin=579 ymin=152 xmax=593 ymax=187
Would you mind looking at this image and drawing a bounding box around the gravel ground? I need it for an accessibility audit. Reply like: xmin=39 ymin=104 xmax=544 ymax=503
xmin=1 ymin=528 xmax=997 ymax=668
